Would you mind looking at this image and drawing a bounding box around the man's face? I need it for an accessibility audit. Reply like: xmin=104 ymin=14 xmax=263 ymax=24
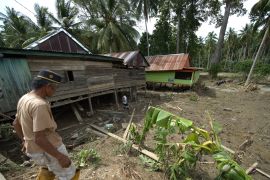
xmin=45 ymin=83 xmax=58 ymax=97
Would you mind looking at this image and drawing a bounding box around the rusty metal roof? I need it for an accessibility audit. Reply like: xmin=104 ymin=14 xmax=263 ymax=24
xmin=146 ymin=54 xmax=191 ymax=71
xmin=103 ymin=51 xmax=149 ymax=67
xmin=24 ymin=28 xmax=91 ymax=54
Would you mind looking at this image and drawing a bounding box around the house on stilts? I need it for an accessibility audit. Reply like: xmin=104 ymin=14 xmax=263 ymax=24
xmin=0 ymin=29 xmax=148 ymax=122
xmin=145 ymin=54 xmax=201 ymax=88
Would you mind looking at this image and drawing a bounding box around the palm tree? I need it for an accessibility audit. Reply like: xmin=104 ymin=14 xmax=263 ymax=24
xmin=239 ymin=24 xmax=255 ymax=59
xmin=0 ymin=32 xmax=5 ymax=47
xmin=205 ymin=32 xmax=217 ymax=69
xmin=0 ymin=7 xmax=38 ymax=48
xmin=86 ymin=0 xmax=139 ymax=53
xmin=130 ymin=0 xmax=159 ymax=56
xmin=34 ymin=4 xmax=53 ymax=35
xmin=48 ymin=0 xmax=80 ymax=30
xmin=210 ymin=0 xmax=247 ymax=66
xmin=245 ymin=0 xmax=270 ymax=86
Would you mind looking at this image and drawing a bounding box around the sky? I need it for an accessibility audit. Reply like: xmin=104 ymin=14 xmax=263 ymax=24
xmin=0 ymin=0 xmax=259 ymax=39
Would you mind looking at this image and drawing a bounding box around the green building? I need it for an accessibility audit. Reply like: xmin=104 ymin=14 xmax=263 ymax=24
xmin=145 ymin=54 xmax=201 ymax=87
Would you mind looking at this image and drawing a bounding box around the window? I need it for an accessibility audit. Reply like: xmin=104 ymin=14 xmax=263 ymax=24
xmin=175 ymin=72 xmax=192 ymax=80
xmin=66 ymin=71 xmax=74 ymax=81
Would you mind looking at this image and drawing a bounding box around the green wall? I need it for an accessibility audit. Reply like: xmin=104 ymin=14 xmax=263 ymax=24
xmin=145 ymin=71 xmax=200 ymax=86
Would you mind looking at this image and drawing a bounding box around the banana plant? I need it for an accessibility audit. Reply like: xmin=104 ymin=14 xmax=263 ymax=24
xmin=130 ymin=106 xmax=251 ymax=180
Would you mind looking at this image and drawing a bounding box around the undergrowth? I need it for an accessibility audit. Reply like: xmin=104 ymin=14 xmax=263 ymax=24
xmin=130 ymin=106 xmax=251 ymax=180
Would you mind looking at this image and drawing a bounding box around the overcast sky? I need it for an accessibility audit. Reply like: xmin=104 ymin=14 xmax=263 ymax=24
xmin=0 ymin=0 xmax=259 ymax=39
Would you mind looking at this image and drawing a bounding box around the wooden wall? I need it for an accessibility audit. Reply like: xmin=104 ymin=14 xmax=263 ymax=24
xmin=1 ymin=56 xmax=146 ymax=116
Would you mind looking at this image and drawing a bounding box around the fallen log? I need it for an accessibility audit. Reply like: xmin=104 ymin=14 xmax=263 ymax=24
xmin=256 ymin=168 xmax=270 ymax=179
xmin=246 ymin=162 xmax=258 ymax=174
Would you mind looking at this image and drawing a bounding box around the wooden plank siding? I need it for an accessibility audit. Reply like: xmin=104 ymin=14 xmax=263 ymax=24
xmin=0 ymin=55 xmax=146 ymax=117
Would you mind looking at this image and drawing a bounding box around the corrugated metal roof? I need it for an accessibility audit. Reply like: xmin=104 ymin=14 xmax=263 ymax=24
xmin=0 ymin=47 xmax=122 ymax=63
xmin=24 ymin=28 xmax=91 ymax=54
xmin=104 ymin=51 xmax=149 ymax=67
xmin=146 ymin=54 xmax=191 ymax=71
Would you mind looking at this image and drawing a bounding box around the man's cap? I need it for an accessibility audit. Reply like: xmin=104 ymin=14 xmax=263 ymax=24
xmin=36 ymin=70 xmax=62 ymax=84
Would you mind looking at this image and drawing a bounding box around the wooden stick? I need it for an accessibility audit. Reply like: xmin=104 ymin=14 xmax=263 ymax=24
xmin=221 ymin=144 xmax=235 ymax=154
xmin=0 ymin=172 xmax=7 ymax=180
xmin=123 ymin=108 xmax=135 ymax=139
xmin=256 ymin=168 xmax=270 ymax=179
xmin=0 ymin=112 xmax=15 ymax=121
xmin=89 ymin=124 xmax=159 ymax=161
xmin=246 ymin=162 xmax=258 ymax=174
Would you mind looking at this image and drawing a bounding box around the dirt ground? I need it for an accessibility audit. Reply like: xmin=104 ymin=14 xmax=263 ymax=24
xmin=2 ymin=76 xmax=270 ymax=180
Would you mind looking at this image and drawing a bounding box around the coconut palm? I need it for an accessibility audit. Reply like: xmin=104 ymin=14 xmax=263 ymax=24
xmin=130 ymin=0 xmax=159 ymax=56
xmin=48 ymin=0 xmax=80 ymax=30
xmin=87 ymin=0 xmax=139 ymax=53
xmin=210 ymin=0 xmax=247 ymax=66
xmin=205 ymin=32 xmax=217 ymax=69
xmin=0 ymin=7 xmax=38 ymax=48
xmin=239 ymin=24 xmax=256 ymax=59
xmin=34 ymin=4 xmax=53 ymax=34
xmin=245 ymin=0 xmax=270 ymax=86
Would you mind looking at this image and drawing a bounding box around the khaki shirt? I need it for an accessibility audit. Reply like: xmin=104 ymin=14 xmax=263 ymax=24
xmin=16 ymin=92 xmax=62 ymax=153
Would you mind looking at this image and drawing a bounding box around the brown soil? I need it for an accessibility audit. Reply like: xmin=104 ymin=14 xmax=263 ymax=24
xmin=2 ymin=78 xmax=270 ymax=180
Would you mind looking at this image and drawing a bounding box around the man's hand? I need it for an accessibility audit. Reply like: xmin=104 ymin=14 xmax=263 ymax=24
xmin=56 ymin=154 xmax=71 ymax=168
xmin=21 ymin=141 xmax=26 ymax=153
xmin=35 ymin=131 xmax=71 ymax=168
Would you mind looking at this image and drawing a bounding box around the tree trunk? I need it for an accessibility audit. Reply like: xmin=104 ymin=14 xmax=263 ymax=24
xmin=245 ymin=25 xmax=269 ymax=86
xmin=210 ymin=2 xmax=231 ymax=65
xmin=207 ymin=48 xmax=211 ymax=69
xmin=145 ymin=18 xmax=150 ymax=56
xmin=176 ymin=15 xmax=180 ymax=53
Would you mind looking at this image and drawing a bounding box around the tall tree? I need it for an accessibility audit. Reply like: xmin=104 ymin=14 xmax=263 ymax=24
xmin=34 ymin=4 xmax=53 ymax=34
xmin=138 ymin=32 xmax=149 ymax=55
xmin=0 ymin=7 xmax=38 ymax=48
xmin=149 ymin=0 xmax=175 ymax=55
xmin=205 ymin=32 xmax=218 ymax=69
xmin=223 ymin=28 xmax=239 ymax=70
xmin=78 ymin=0 xmax=139 ymax=53
xmin=130 ymin=0 xmax=159 ymax=56
xmin=210 ymin=0 xmax=247 ymax=66
xmin=239 ymin=24 xmax=256 ymax=59
xmin=245 ymin=0 xmax=270 ymax=86
xmin=48 ymin=0 xmax=80 ymax=30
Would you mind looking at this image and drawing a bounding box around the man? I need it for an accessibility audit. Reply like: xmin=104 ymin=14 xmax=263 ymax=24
xmin=13 ymin=70 xmax=79 ymax=180
xmin=122 ymin=95 xmax=129 ymax=110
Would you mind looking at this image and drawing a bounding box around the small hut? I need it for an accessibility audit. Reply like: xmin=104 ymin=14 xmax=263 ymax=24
xmin=145 ymin=54 xmax=201 ymax=87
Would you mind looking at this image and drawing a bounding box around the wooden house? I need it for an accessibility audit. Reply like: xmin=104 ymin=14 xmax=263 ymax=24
xmin=145 ymin=54 xmax=201 ymax=87
xmin=0 ymin=48 xmax=145 ymax=121
xmin=104 ymin=51 xmax=149 ymax=90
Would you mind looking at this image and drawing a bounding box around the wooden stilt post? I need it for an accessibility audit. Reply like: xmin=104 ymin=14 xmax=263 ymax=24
xmin=88 ymin=96 xmax=93 ymax=116
xmin=129 ymin=87 xmax=132 ymax=101
xmin=71 ymin=104 xmax=83 ymax=123
xmin=114 ymin=90 xmax=119 ymax=109
xmin=134 ymin=86 xmax=137 ymax=102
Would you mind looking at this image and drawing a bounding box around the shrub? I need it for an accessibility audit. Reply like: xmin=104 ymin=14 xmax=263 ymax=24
xmin=235 ymin=60 xmax=270 ymax=77
xmin=234 ymin=60 xmax=253 ymax=76
xmin=208 ymin=64 xmax=221 ymax=79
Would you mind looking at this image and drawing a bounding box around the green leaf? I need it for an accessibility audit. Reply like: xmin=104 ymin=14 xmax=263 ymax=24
xmin=156 ymin=110 xmax=171 ymax=127
xmin=183 ymin=133 xmax=199 ymax=144
xmin=176 ymin=117 xmax=193 ymax=133
xmin=213 ymin=121 xmax=222 ymax=134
